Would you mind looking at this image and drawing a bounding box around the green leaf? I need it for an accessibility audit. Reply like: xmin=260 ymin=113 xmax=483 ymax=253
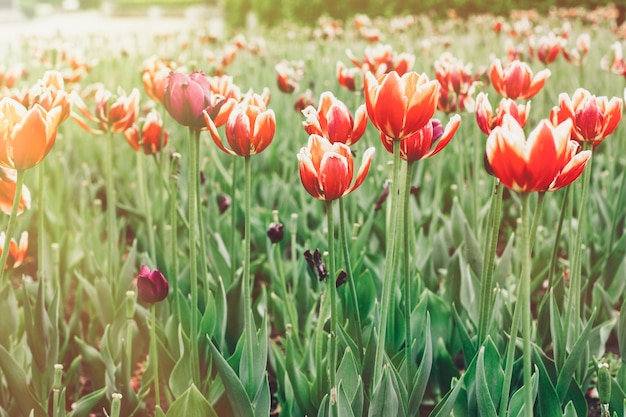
xmin=240 ymin=317 xmax=269 ymax=401
xmin=408 ymin=314 xmax=433 ymax=416
xmin=0 ymin=283 xmax=17 ymax=348
xmin=168 ymin=324 xmax=193 ymax=398
xmin=556 ymin=309 xmax=597 ymax=400
xmin=367 ymin=367 xmax=399 ymax=417
xmin=602 ymin=232 xmax=626 ymax=290
xmin=462 ymin=217 xmax=483 ymax=279
xmin=252 ymin=374 xmax=271 ymax=417
xmin=166 ymin=384 xmax=218 ymax=417
xmin=532 ymin=348 xmax=562 ymax=417
xmin=206 ymin=336 xmax=254 ymax=417
xmin=427 ymin=376 xmax=464 ymax=417
xmin=73 ymin=337 xmax=106 ymax=389
xmin=337 ymin=381 xmax=356 ymax=417
xmin=284 ymin=334 xmax=315 ymax=416
xmin=67 ymin=387 xmax=107 ymax=417
xmin=562 ymin=401 xmax=578 ymax=417
xmin=475 ymin=347 xmax=497 ymax=417
xmin=0 ymin=344 xmax=46 ymax=417
xmin=337 ymin=348 xmax=359 ymax=402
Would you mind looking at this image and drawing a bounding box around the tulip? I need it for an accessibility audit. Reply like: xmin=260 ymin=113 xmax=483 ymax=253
xmin=164 ymin=70 xmax=235 ymax=130
xmin=550 ymin=88 xmax=623 ymax=146
xmin=298 ymin=134 xmax=375 ymax=201
xmin=266 ymin=222 xmax=284 ymax=244
xmin=205 ymin=92 xmax=276 ymax=157
xmin=489 ymin=58 xmax=551 ymax=100
xmin=0 ymin=166 xmax=30 ymax=216
xmin=142 ymin=64 xmax=170 ymax=105
xmin=0 ymin=231 xmax=28 ymax=269
xmin=136 ymin=265 xmax=169 ymax=304
xmin=302 ymin=91 xmax=367 ymax=146
xmin=294 ymin=89 xmax=315 ymax=113
xmin=485 ymin=114 xmax=591 ymax=193
xmin=475 ymin=92 xmax=531 ymax=135
xmin=26 ymin=71 xmax=71 ymax=122
xmin=0 ymin=97 xmax=63 ymax=170
xmin=275 ymin=61 xmax=301 ymax=94
xmin=124 ymin=109 xmax=169 ymax=154
xmin=528 ymin=33 xmax=563 ymax=64
xmin=71 ymin=87 xmax=140 ymax=135
xmin=364 ymin=71 xmax=439 ymax=140
xmin=380 ymin=115 xmax=460 ymax=162
xmin=336 ymin=61 xmax=363 ymax=92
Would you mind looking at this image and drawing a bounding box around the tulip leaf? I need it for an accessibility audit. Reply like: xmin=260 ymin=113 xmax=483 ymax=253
xmin=0 ymin=344 xmax=46 ymax=417
xmin=556 ymin=309 xmax=597 ymax=400
xmin=285 ymin=333 xmax=315 ymax=416
xmin=475 ymin=347 xmax=497 ymax=417
xmin=336 ymin=348 xmax=359 ymax=403
xmin=206 ymin=336 xmax=254 ymax=417
xmin=166 ymin=384 xmax=218 ymax=417
xmin=532 ymin=348 xmax=561 ymax=417
xmin=562 ymin=401 xmax=578 ymax=417
xmin=169 ymin=324 xmax=193 ymax=398
xmin=67 ymin=387 xmax=107 ymax=417
xmin=408 ymin=314 xmax=432 ymax=416
xmin=0 ymin=283 xmax=17 ymax=348
xmin=367 ymin=367 xmax=398 ymax=417
xmin=337 ymin=381 xmax=356 ymax=417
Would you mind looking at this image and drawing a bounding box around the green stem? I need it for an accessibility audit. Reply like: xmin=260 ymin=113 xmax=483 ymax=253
xmin=326 ymin=200 xmax=338 ymax=417
xmin=169 ymin=153 xmax=181 ymax=322
xmin=188 ymin=128 xmax=201 ymax=386
xmin=106 ymin=132 xmax=118 ymax=282
xmin=150 ymin=304 xmax=161 ymax=409
xmin=565 ymin=142 xmax=593 ymax=344
xmin=374 ymin=139 xmax=401 ymax=385
xmin=530 ymin=193 xmax=545 ymax=252
xmin=402 ymin=160 xmax=414 ymax=387
xmin=230 ymin=158 xmax=238 ymax=285
xmin=477 ymin=180 xmax=503 ymax=345
xmin=243 ymin=155 xmax=256 ymax=397
xmin=137 ymin=151 xmax=156 ymax=263
xmin=0 ymin=169 xmax=24 ymax=283
xmin=548 ymin=186 xmax=570 ymax=295
xmin=519 ymin=193 xmax=533 ymax=417
xmin=338 ymin=198 xmax=363 ymax=360
xmin=38 ymin=161 xmax=45 ymax=281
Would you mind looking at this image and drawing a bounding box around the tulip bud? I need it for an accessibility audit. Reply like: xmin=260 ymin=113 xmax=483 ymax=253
xmin=217 ymin=193 xmax=231 ymax=214
xmin=267 ymin=222 xmax=284 ymax=244
xmin=136 ymin=265 xmax=169 ymax=304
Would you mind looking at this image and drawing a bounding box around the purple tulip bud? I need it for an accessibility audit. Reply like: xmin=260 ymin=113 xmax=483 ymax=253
xmin=164 ymin=70 xmax=223 ymax=130
xmin=217 ymin=193 xmax=231 ymax=214
xmin=267 ymin=222 xmax=284 ymax=244
xmin=137 ymin=265 xmax=169 ymax=304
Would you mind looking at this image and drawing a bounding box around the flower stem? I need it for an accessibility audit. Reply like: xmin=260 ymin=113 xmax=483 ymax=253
xmin=150 ymin=304 xmax=161 ymax=409
xmin=0 ymin=169 xmax=24 ymax=283
xmin=477 ymin=180 xmax=503 ymax=345
xmin=326 ymin=200 xmax=338 ymax=417
xmin=519 ymin=193 xmax=533 ymax=417
xmin=243 ymin=155 xmax=256 ymax=397
xmin=374 ymin=139 xmax=401 ymax=385
xmin=565 ymin=141 xmax=593 ymax=344
xmin=187 ymin=127 xmax=201 ymax=386
xmin=169 ymin=153 xmax=181 ymax=321
xmin=38 ymin=161 xmax=45 ymax=281
xmin=137 ymin=151 xmax=156 ymax=263
xmin=547 ymin=186 xmax=570 ymax=297
xmin=338 ymin=198 xmax=363 ymax=360
xmin=402 ymin=160 xmax=414 ymax=386
xmin=106 ymin=132 xmax=118 ymax=282
xmin=230 ymin=158 xmax=238 ymax=285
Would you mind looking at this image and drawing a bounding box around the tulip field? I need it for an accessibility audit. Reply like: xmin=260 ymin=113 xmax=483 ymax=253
xmin=2 ymin=5 xmax=626 ymax=417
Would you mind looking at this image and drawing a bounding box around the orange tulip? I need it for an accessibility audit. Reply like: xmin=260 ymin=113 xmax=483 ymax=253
xmin=485 ymin=115 xmax=591 ymax=193
xmin=0 ymin=97 xmax=62 ymax=170
xmin=302 ymin=91 xmax=367 ymax=146
xmin=550 ymin=88 xmax=623 ymax=146
xmin=205 ymin=92 xmax=276 ymax=157
xmin=26 ymin=70 xmax=71 ymax=122
xmin=380 ymin=115 xmax=460 ymax=162
xmin=71 ymin=87 xmax=140 ymax=135
xmin=475 ymin=92 xmax=531 ymax=135
xmin=0 ymin=166 xmax=30 ymax=215
xmin=364 ymin=71 xmax=439 ymax=140
xmin=0 ymin=231 xmax=28 ymax=268
xmin=489 ymin=58 xmax=551 ymax=100
xmin=298 ymin=134 xmax=375 ymax=201
xmin=124 ymin=109 xmax=169 ymax=155
xmin=142 ymin=62 xmax=171 ymax=105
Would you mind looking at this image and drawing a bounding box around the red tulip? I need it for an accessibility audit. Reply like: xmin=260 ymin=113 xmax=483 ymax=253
xmin=550 ymin=88 xmax=623 ymax=146
xmin=475 ymin=92 xmax=530 ymax=135
xmin=380 ymin=115 xmax=460 ymax=162
xmin=336 ymin=61 xmax=363 ymax=92
xmin=364 ymin=71 xmax=439 ymax=140
xmin=302 ymin=91 xmax=367 ymax=146
xmin=124 ymin=109 xmax=169 ymax=155
xmin=485 ymin=115 xmax=591 ymax=193
xmin=298 ymin=134 xmax=375 ymax=201
xmin=489 ymin=59 xmax=551 ymax=100
xmin=205 ymin=91 xmax=276 ymax=157
xmin=137 ymin=265 xmax=169 ymax=304
xmin=71 ymin=87 xmax=140 ymax=135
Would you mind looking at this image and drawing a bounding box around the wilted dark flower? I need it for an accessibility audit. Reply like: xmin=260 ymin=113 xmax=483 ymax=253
xmin=335 ymin=270 xmax=347 ymax=288
xmin=267 ymin=222 xmax=284 ymax=243
xmin=304 ymin=248 xmax=328 ymax=281
xmin=136 ymin=265 xmax=169 ymax=304
xmin=374 ymin=181 xmax=390 ymax=212
xmin=217 ymin=193 xmax=231 ymax=214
